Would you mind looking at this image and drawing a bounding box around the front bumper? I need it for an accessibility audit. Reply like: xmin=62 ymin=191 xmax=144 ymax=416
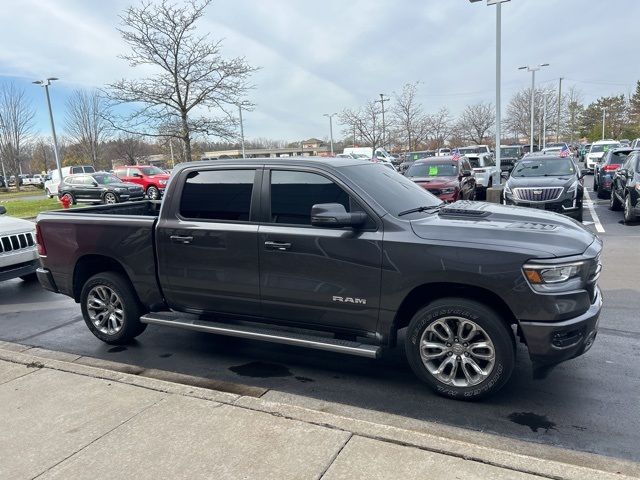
xmin=504 ymin=195 xmax=583 ymax=218
xmin=520 ymin=287 xmax=602 ymax=365
xmin=0 ymin=259 xmax=39 ymax=282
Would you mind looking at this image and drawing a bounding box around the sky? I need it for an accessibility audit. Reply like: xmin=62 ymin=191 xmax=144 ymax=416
xmin=1 ymin=0 xmax=638 ymax=143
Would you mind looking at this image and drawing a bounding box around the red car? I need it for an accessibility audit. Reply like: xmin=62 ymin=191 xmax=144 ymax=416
xmin=405 ymin=156 xmax=476 ymax=202
xmin=114 ymin=165 xmax=170 ymax=200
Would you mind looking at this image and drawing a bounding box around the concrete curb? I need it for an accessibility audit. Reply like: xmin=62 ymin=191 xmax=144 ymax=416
xmin=0 ymin=342 xmax=637 ymax=480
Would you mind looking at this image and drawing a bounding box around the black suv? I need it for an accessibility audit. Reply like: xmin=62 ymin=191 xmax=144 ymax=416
xmin=610 ymin=150 xmax=640 ymax=223
xmin=59 ymin=172 xmax=145 ymax=205
xmin=594 ymin=147 xmax=635 ymax=198
xmin=503 ymin=155 xmax=585 ymax=221
xmin=499 ymin=145 xmax=523 ymax=172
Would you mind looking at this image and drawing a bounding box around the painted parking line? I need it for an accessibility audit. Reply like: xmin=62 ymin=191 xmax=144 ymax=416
xmin=584 ymin=188 xmax=605 ymax=233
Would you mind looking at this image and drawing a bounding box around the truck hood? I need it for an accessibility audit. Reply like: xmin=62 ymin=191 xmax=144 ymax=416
xmin=0 ymin=214 xmax=36 ymax=236
xmin=410 ymin=200 xmax=596 ymax=258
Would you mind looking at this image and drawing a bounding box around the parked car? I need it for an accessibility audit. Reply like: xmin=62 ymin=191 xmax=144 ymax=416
xmin=343 ymin=147 xmax=395 ymax=164
xmin=436 ymin=147 xmax=451 ymax=157
xmin=522 ymin=144 xmax=539 ymax=154
xmin=630 ymin=139 xmax=640 ymax=149
xmin=457 ymin=145 xmax=491 ymax=157
xmin=58 ymin=172 xmax=145 ymax=205
xmin=468 ymin=154 xmax=499 ymax=199
xmin=619 ymin=139 xmax=631 ymax=147
xmin=0 ymin=206 xmax=38 ymax=282
xmin=0 ymin=175 xmax=6 ymax=188
xmin=35 ymin=157 xmax=603 ymax=400
xmin=593 ymin=147 xmax=634 ymax=198
xmin=499 ymin=145 xmax=523 ymax=172
xmin=585 ymin=140 xmax=620 ymax=171
xmin=405 ymin=156 xmax=476 ymax=202
xmin=503 ymin=155 xmax=586 ymax=221
xmin=45 ymin=165 xmax=96 ymax=197
xmin=609 ymin=150 xmax=640 ymax=223
xmin=540 ymin=147 xmax=563 ymax=156
xmin=113 ymin=165 xmax=170 ymax=200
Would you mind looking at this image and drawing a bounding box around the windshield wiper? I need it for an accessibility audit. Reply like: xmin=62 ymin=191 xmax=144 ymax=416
xmin=398 ymin=205 xmax=443 ymax=217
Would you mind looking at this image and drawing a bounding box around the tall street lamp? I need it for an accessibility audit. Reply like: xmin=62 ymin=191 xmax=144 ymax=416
xmin=519 ymin=63 xmax=549 ymax=152
xmin=237 ymin=104 xmax=246 ymax=159
xmin=601 ymin=107 xmax=608 ymax=140
xmin=323 ymin=113 xmax=337 ymax=156
xmin=33 ymin=78 xmax=63 ymax=187
xmin=375 ymin=94 xmax=390 ymax=150
xmin=469 ymin=0 xmax=510 ymax=184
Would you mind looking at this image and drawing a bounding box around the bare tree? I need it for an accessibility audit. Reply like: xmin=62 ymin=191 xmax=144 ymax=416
xmin=339 ymin=101 xmax=383 ymax=154
xmin=393 ymin=82 xmax=424 ymax=152
xmin=424 ymin=107 xmax=453 ymax=148
xmin=65 ymin=89 xmax=109 ymax=169
xmin=457 ymin=102 xmax=495 ymax=145
xmin=505 ymin=87 xmax=557 ymax=145
xmin=0 ymin=83 xmax=35 ymax=188
xmin=106 ymin=0 xmax=257 ymax=162
xmin=111 ymin=135 xmax=153 ymax=165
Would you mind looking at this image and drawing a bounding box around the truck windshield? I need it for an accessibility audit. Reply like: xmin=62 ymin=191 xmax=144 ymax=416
xmin=458 ymin=147 xmax=484 ymax=155
xmin=406 ymin=163 xmax=458 ymax=177
xmin=500 ymin=147 xmax=520 ymax=157
xmin=341 ymin=163 xmax=441 ymax=217
xmin=511 ymin=158 xmax=575 ymax=177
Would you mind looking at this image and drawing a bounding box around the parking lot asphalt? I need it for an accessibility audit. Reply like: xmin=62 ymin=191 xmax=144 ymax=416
xmin=1 ymin=182 xmax=639 ymax=463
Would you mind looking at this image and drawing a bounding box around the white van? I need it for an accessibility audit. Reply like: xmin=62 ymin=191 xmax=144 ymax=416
xmin=342 ymin=147 xmax=395 ymax=164
xmin=585 ymin=140 xmax=620 ymax=171
xmin=44 ymin=165 xmax=96 ymax=197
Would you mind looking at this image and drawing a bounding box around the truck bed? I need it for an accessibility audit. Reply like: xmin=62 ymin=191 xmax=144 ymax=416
xmin=36 ymin=200 xmax=163 ymax=307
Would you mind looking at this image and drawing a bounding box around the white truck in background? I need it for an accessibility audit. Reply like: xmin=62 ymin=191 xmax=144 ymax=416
xmin=342 ymin=147 xmax=396 ymax=164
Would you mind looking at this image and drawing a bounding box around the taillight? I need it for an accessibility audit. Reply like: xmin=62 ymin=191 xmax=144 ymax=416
xmin=35 ymin=223 xmax=46 ymax=256
xmin=603 ymin=164 xmax=620 ymax=172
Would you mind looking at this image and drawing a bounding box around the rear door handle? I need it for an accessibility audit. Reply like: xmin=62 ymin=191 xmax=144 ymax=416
xmin=170 ymin=235 xmax=193 ymax=244
xmin=264 ymin=241 xmax=291 ymax=251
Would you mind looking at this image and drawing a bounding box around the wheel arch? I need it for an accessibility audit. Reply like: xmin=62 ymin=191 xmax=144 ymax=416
xmin=389 ymin=282 xmax=517 ymax=346
xmin=73 ymin=254 xmax=134 ymax=303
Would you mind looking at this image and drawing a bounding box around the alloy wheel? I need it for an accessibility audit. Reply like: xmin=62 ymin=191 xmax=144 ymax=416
xmin=104 ymin=193 xmax=117 ymax=204
xmin=86 ymin=285 xmax=125 ymax=335
xmin=147 ymin=186 xmax=159 ymax=200
xmin=419 ymin=316 xmax=496 ymax=387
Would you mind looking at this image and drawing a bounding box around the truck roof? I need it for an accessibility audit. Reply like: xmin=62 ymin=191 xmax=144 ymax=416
xmin=173 ymin=156 xmax=366 ymax=172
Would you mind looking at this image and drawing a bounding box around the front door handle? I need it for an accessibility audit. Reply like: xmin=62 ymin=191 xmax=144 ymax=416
xmin=170 ymin=235 xmax=193 ymax=244
xmin=264 ymin=241 xmax=291 ymax=251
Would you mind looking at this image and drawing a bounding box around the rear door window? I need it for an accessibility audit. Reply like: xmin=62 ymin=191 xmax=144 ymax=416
xmin=179 ymin=169 xmax=256 ymax=221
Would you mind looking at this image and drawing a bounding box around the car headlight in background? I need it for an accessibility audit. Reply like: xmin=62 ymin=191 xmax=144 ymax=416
xmin=115 ymin=187 xmax=127 ymax=192
xmin=522 ymin=261 xmax=584 ymax=292
xmin=159 ymin=179 xmax=168 ymax=185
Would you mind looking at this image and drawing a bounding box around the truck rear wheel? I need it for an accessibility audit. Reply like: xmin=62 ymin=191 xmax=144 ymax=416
xmin=80 ymin=272 xmax=147 ymax=344
xmin=404 ymin=298 xmax=514 ymax=400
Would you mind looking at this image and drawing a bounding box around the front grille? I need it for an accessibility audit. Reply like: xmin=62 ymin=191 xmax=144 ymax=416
xmin=0 ymin=232 xmax=35 ymax=254
xmin=513 ymin=187 xmax=563 ymax=202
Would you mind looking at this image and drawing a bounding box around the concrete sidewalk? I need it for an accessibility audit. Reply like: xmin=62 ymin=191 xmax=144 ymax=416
xmin=0 ymin=344 xmax=637 ymax=480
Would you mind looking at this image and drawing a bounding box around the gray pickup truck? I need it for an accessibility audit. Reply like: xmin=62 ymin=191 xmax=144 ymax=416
xmin=35 ymin=158 xmax=603 ymax=399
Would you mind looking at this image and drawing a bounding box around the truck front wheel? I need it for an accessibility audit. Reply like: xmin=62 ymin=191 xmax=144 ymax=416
xmin=80 ymin=272 xmax=147 ymax=344
xmin=404 ymin=298 xmax=515 ymax=400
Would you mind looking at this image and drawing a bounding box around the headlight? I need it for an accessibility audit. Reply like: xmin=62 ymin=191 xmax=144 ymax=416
xmin=441 ymin=187 xmax=455 ymax=194
xmin=504 ymin=184 xmax=512 ymax=195
xmin=522 ymin=261 xmax=585 ymax=292
xmin=115 ymin=188 xmax=126 ymax=192
xmin=567 ymin=180 xmax=579 ymax=197
xmin=159 ymin=180 xmax=168 ymax=185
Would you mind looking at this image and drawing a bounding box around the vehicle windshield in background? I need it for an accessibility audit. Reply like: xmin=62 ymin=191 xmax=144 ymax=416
xmin=500 ymin=147 xmax=520 ymax=157
xmin=94 ymin=173 xmax=124 ymax=185
xmin=342 ymin=163 xmax=441 ymax=217
xmin=140 ymin=166 xmax=165 ymax=175
xmin=458 ymin=147 xmax=484 ymax=155
xmin=590 ymin=143 xmax=619 ymax=153
xmin=546 ymin=143 xmax=566 ymax=149
xmin=468 ymin=158 xmax=481 ymax=168
xmin=511 ymin=158 xmax=576 ymax=178
xmin=406 ymin=163 xmax=458 ymax=177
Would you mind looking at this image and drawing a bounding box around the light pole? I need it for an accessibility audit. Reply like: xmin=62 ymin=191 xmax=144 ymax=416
xmin=323 ymin=113 xmax=337 ymax=155
xmin=542 ymin=93 xmax=547 ymax=149
xmin=601 ymin=107 xmax=607 ymax=140
xmin=375 ymin=94 xmax=390 ymax=150
xmin=238 ymin=104 xmax=246 ymax=159
xmin=556 ymin=77 xmax=563 ymax=142
xmin=519 ymin=64 xmax=549 ymax=152
xmin=33 ymin=78 xmax=63 ymax=186
xmin=0 ymin=119 xmax=6 ymax=181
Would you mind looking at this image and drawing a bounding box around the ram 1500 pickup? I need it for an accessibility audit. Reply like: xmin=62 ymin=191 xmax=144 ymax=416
xmin=35 ymin=158 xmax=603 ymax=399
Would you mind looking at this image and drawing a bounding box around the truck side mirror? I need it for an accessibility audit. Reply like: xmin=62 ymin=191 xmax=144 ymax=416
xmin=311 ymin=203 xmax=367 ymax=228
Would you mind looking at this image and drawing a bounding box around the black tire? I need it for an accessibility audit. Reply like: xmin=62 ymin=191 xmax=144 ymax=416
xmin=574 ymin=207 xmax=583 ymax=223
xmin=103 ymin=192 xmax=119 ymax=204
xmin=80 ymin=272 xmax=147 ymax=344
xmin=146 ymin=185 xmax=160 ymax=200
xmin=610 ymin=189 xmax=622 ymax=211
xmin=404 ymin=298 xmax=515 ymax=400
xmin=20 ymin=273 xmax=38 ymax=282
xmin=624 ymin=195 xmax=637 ymax=223
xmin=596 ymin=188 xmax=607 ymax=199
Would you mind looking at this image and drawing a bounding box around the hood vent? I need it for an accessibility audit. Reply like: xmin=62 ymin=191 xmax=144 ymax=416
xmin=507 ymin=222 xmax=557 ymax=231
xmin=438 ymin=202 xmax=491 ymax=219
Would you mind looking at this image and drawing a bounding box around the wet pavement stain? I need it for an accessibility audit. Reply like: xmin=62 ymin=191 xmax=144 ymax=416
xmin=508 ymin=412 xmax=557 ymax=433
xmin=107 ymin=346 xmax=127 ymax=353
xmin=159 ymin=353 xmax=173 ymax=358
xmin=295 ymin=376 xmax=315 ymax=383
xmin=229 ymin=361 xmax=293 ymax=378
